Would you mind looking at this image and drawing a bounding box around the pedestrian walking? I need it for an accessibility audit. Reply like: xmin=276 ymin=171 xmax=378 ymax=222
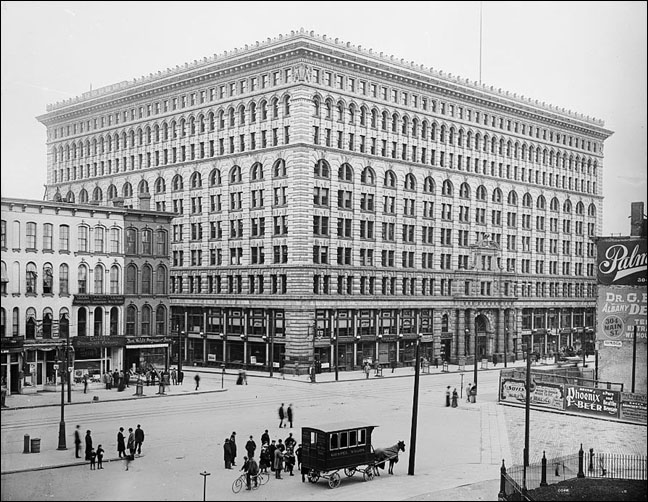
xmin=134 ymin=424 xmax=145 ymax=455
xmin=89 ymin=448 xmax=96 ymax=470
xmin=284 ymin=447 xmax=295 ymax=476
xmin=230 ymin=432 xmax=238 ymax=466
xmin=245 ymin=435 xmax=257 ymax=459
xmin=74 ymin=425 xmax=82 ymax=459
xmin=127 ymin=428 xmax=136 ymax=459
xmin=224 ymin=438 xmax=233 ymax=469
xmin=285 ymin=432 xmax=296 ymax=451
xmin=466 ymin=383 xmax=472 ymax=403
xmin=261 ymin=429 xmax=270 ymax=446
xmin=178 ymin=370 xmax=184 ymax=385
xmin=445 ymin=386 xmax=451 ymax=407
xmin=83 ymin=374 xmax=89 ymax=394
xmin=96 ymin=445 xmax=104 ymax=469
xmin=451 ymin=388 xmax=458 ymax=408
xmin=277 ymin=438 xmax=285 ymax=453
xmin=85 ymin=430 xmax=93 ymax=461
xmin=287 ymin=403 xmax=294 ymax=428
xmin=194 ymin=373 xmax=200 ymax=390
xmin=117 ymin=427 xmax=126 ymax=458
xmin=171 ymin=368 xmax=177 ymax=385
xmin=297 ymin=444 xmax=308 ymax=482
xmin=364 ymin=362 xmax=370 ymax=379
xmin=273 ymin=446 xmax=284 ymax=479
xmin=278 ymin=403 xmax=286 ymax=428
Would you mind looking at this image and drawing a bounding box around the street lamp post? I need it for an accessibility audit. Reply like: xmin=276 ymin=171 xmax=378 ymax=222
xmin=199 ymin=471 xmax=210 ymax=501
xmin=408 ymin=333 xmax=422 ymax=476
xmin=66 ymin=331 xmax=72 ymax=403
xmin=504 ymin=329 xmax=509 ymax=368
xmin=55 ymin=358 xmax=67 ymax=450
xmin=178 ymin=329 xmax=184 ymax=378
xmin=469 ymin=328 xmax=478 ymax=402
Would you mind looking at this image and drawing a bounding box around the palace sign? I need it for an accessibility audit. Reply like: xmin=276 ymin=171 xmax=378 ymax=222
xmin=597 ymin=238 xmax=647 ymax=286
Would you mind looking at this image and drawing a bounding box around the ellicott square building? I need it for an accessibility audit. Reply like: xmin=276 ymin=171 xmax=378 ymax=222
xmin=31 ymin=29 xmax=613 ymax=374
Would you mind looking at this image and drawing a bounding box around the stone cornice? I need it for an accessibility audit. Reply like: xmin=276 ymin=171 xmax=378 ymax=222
xmin=38 ymin=29 xmax=610 ymax=139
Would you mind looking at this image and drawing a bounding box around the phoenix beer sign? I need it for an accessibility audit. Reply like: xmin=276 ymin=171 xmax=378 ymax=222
xmin=597 ymin=238 xmax=647 ymax=286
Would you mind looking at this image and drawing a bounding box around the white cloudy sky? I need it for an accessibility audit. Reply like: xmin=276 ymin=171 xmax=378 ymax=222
xmin=1 ymin=1 xmax=646 ymax=235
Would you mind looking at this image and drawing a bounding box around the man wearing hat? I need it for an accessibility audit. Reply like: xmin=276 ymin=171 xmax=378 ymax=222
xmin=135 ymin=424 xmax=145 ymax=455
xmin=229 ymin=431 xmax=237 ymax=466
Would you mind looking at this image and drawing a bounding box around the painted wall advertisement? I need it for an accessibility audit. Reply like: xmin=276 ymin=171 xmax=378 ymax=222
xmin=564 ymin=385 xmax=620 ymax=418
xmin=500 ymin=377 xmax=564 ymax=410
xmin=597 ymin=286 xmax=647 ymax=343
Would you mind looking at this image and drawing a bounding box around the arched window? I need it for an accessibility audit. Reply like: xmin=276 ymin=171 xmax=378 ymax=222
xmin=156 ymin=230 xmax=167 ymax=256
xmin=251 ymin=162 xmax=264 ymax=181
xmin=12 ymin=307 xmax=19 ymax=336
xmin=272 ymin=159 xmax=286 ymax=177
xmin=156 ymin=306 xmax=167 ymax=336
xmin=423 ymin=177 xmax=435 ymax=194
xmin=94 ymin=264 xmax=104 ymax=294
xmin=79 ymin=189 xmax=88 ymax=203
xmin=537 ymin=195 xmax=546 ymax=210
xmin=42 ymin=309 xmax=53 ymax=338
xmin=141 ymin=305 xmax=152 ymax=336
xmin=126 ymin=305 xmax=137 ymax=336
xmin=563 ymin=200 xmax=572 ymax=213
xmin=209 ymin=168 xmax=222 ymax=186
xmin=314 ymin=159 xmax=330 ymax=178
xmin=384 ymin=170 xmax=396 ymax=188
xmin=507 ymin=190 xmax=518 ymax=206
xmin=156 ymin=265 xmax=167 ymax=295
xmin=94 ymin=306 xmax=103 ymax=337
xmin=26 ymin=262 xmax=37 ymax=294
xmin=550 ymin=197 xmax=560 ymax=212
xmin=523 ymin=193 xmax=533 ymax=208
xmin=190 ymin=171 xmax=202 ymax=188
xmin=142 ymin=265 xmax=152 ymax=295
xmin=110 ymin=307 xmax=119 ymax=336
xmin=94 ymin=226 xmax=105 ymax=253
xmin=110 ymin=265 xmax=120 ymax=294
xmin=107 ymin=184 xmax=118 ymax=200
xmin=476 ymin=185 xmax=487 ymax=201
xmin=77 ymin=308 xmax=87 ymax=337
xmin=92 ymin=186 xmax=103 ymax=202
xmin=492 ymin=188 xmax=503 ymax=203
xmin=26 ymin=308 xmax=36 ymax=339
xmin=141 ymin=229 xmax=152 ymax=255
xmin=405 ymin=173 xmax=417 ymax=191
xmin=284 ymin=95 xmax=291 ymax=116
xmin=126 ymin=264 xmax=138 ymax=294
xmin=172 ymin=174 xmax=184 ymax=191
xmin=122 ymin=182 xmax=133 ymax=198
xmin=588 ymin=203 xmax=596 ymax=217
xmin=138 ymin=180 xmax=149 ymax=194
xmin=125 ymin=228 xmax=137 ymax=254
xmin=459 ymin=182 xmax=470 ymax=198
xmin=361 ymin=167 xmax=375 ymax=185
xmin=338 ymin=163 xmax=353 ymax=182
xmin=43 ymin=263 xmax=53 ymax=294
xmin=229 ymin=165 xmax=242 ymax=184
xmin=313 ymin=96 xmax=321 ymax=117
xmin=576 ymin=201 xmax=584 ymax=215
xmin=442 ymin=180 xmax=453 ymax=197
xmin=59 ymin=309 xmax=69 ymax=339
xmin=59 ymin=264 xmax=69 ymax=295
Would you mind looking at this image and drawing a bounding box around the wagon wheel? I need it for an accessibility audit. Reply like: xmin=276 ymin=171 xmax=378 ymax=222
xmin=307 ymin=469 xmax=320 ymax=483
xmin=344 ymin=467 xmax=356 ymax=477
xmin=363 ymin=467 xmax=375 ymax=481
xmin=328 ymin=471 xmax=341 ymax=489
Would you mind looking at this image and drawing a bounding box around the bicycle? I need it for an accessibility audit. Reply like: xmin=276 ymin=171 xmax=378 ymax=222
xmin=231 ymin=471 xmax=269 ymax=493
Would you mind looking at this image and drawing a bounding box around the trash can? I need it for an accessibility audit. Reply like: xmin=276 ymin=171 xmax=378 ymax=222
xmin=30 ymin=438 xmax=41 ymax=453
xmin=24 ymin=434 xmax=30 ymax=454
xmin=135 ymin=382 xmax=144 ymax=396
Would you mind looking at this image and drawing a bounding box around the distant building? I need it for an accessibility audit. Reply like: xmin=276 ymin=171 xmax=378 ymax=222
xmin=35 ymin=30 xmax=613 ymax=373
xmin=0 ymin=197 xmax=173 ymax=394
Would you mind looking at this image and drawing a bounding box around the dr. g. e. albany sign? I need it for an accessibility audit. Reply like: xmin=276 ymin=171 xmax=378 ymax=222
xmin=597 ymin=238 xmax=647 ymax=286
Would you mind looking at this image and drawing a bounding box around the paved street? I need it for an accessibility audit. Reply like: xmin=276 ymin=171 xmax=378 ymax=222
xmin=1 ymin=358 xmax=645 ymax=501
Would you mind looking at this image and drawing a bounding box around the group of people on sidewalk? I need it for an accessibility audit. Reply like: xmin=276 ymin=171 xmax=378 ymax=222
xmin=73 ymin=423 xmax=145 ymax=471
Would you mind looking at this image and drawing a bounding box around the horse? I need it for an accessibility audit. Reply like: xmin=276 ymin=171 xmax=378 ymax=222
xmin=373 ymin=440 xmax=406 ymax=475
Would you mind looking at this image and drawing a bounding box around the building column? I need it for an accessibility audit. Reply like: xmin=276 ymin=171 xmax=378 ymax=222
xmin=457 ymin=309 xmax=466 ymax=361
xmin=496 ymin=309 xmax=505 ymax=357
xmin=432 ymin=309 xmax=442 ymax=362
xmin=466 ymin=309 xmax=475 ymax=362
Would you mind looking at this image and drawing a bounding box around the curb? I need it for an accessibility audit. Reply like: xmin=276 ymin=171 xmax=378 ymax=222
xmin=1 ymin=455 xmax=132 ymax=476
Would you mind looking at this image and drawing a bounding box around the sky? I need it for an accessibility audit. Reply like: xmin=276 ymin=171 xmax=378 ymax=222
xmin=1 ymin=1 xmax=646 ymax=235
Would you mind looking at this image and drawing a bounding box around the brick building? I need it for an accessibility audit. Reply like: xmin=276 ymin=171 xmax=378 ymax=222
xmin=34 ymin=30 xmax=612 ymax=374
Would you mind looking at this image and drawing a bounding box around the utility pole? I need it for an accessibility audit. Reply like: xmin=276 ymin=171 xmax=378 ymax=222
xmin=408 ymin=334 xmax=422 ymax=475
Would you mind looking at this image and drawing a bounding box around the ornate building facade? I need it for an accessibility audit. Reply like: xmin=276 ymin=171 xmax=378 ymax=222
xmin=0 ymin=198 xmax=172 ymax=394
xmin=35 ymin=30 xmax=612 ymax=373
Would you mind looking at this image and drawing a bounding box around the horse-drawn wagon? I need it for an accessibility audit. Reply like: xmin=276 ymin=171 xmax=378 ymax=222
xmin=301 ymin=421 xmax=405 ymax=489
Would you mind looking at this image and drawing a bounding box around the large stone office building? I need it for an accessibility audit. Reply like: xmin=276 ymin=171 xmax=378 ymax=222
xmin=35 ymin=29 xmax=612 ymax=373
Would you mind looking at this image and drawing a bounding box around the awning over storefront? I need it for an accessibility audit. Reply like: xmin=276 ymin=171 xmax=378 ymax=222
xmin=126 ymin=343 xmax=169 ymax=349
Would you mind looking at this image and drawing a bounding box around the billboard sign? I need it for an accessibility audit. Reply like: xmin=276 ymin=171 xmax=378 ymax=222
xmin=597 ymin=286 xmax=647 ymax=343
xmin=565 ymin=385 xmax=620 ymax=418
xmin=596 ymin=238 xmax=647 ymax=286
xmin=500 ymin=377 xmax=564 ymax=410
